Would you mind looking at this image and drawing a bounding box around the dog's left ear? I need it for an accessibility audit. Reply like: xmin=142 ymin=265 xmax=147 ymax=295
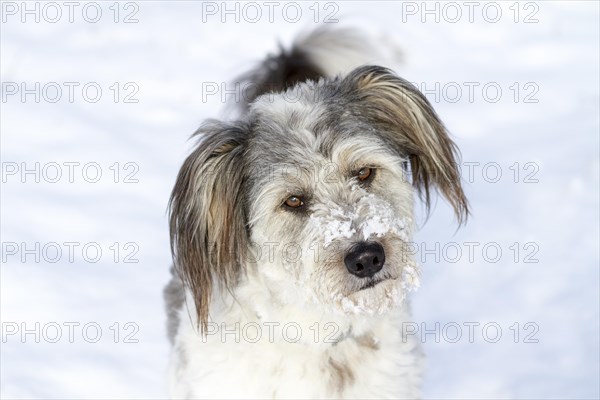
xmin=342 ymin=65 xmax=469 ymax=223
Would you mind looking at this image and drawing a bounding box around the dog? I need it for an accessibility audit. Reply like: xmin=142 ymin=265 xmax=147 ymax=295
xmin=164 ymin=28 xmax=468 ymax=399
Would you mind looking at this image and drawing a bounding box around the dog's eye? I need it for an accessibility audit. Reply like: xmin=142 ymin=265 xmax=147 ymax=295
xmin=357 ymin=167 xmax=374 ymax=182
xmin=284 ymin=196 xmax=304 ymax=209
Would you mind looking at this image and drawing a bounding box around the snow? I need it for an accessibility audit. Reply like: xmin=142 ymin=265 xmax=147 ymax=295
xmin=1 ymin=1 xmax=598 ymax=399
xmin=336 ymin=277 xmax=403 ymax=316
xmin=310 ymin=206 xmax=356 ymax=248
xmin=401 ymin=262 xmax=421 ymax=292
xmin=310 ymin=194 xmax=409 ymax=247
xmin=356 ymin=194 xmax=410 ymax=242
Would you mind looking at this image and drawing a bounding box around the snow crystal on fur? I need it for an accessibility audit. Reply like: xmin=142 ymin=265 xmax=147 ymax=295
xmin=309 ymin=194 xmax=409 ymax=248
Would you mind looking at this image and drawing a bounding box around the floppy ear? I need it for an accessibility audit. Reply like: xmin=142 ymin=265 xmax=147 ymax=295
xmin=169 ymin=120 xmax=248 ymax=332
xmin=342 ymin=65 xmax=469 ymax=222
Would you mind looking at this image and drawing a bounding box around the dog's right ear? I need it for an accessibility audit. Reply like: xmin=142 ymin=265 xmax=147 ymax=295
xmin=169 ymin=120 xmax=248 ymax=333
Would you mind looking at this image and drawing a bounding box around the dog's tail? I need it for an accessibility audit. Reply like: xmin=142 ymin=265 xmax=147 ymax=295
xmin=235 ymin=27 xmax=393 ymax=109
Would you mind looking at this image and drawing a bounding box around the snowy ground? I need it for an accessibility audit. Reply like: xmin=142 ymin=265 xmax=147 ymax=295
xmin=1 ymin=1 xmax=598 ymax=399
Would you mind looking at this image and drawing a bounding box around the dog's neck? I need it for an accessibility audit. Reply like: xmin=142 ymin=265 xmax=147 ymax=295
xmin=205 ymin=268 xmax=410 ymax=347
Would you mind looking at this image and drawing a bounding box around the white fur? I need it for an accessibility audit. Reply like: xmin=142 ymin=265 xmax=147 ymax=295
xmin=169 ymin=287 xmax=423 ymax=399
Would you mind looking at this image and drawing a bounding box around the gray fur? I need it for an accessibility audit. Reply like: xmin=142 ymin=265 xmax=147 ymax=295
xmin=163 ymin=266 xmax=185 ymax=344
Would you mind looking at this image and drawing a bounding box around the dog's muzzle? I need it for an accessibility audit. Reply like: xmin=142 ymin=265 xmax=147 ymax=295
xmin=344 ymin=241 xmax=385 ymax=278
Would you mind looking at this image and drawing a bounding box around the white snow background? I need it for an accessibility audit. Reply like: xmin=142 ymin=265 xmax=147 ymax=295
xmin=1 ymin=1 xmax=598 ymax=398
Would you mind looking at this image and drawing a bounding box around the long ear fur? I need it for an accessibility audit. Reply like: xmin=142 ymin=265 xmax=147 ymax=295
xmin=169 ymin=120 xmax=248 ymax=332
xmin=342 ymin=65 xmax=469 ymax=222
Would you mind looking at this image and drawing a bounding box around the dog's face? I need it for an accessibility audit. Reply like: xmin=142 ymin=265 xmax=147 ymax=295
xmin=170 ymin=66 xmax=468 ymax=329
xmin=246 ymin=93 xmax=418 ymax=315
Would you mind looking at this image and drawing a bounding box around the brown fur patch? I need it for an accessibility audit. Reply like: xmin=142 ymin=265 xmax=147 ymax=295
xmin=355 ymin=333 xmax=380 ymax=351
xmin=328 ymin=357 xmax=355 ymax=393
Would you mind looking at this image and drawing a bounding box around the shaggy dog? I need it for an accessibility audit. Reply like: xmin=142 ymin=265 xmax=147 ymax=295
xmin=164 ymin=28 xmax=468 ymax=399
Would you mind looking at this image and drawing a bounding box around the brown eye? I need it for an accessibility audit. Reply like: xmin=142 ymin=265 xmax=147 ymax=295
xmin=284 ymin=196 xmax=304 ymax=208
xmin=357 ymin=167 xmax=373 ymax=182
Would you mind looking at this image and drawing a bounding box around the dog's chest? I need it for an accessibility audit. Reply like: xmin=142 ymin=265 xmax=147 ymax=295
xmin=173 ymin=324 xmax=422 ymax=399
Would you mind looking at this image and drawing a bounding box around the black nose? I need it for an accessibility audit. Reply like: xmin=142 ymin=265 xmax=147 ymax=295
xmin=344 ymin=242 xmax=385 ymax=278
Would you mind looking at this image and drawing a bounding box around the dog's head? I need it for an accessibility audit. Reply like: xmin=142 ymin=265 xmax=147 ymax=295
xmin=170 ymin=66 xmax=468 ymax=330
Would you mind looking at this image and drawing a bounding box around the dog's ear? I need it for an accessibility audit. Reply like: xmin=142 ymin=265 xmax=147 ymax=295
xmin=169 ymin=120 xmax=248 ymax=332
xmin=342 ymin=65 xmax=469 ymax=222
